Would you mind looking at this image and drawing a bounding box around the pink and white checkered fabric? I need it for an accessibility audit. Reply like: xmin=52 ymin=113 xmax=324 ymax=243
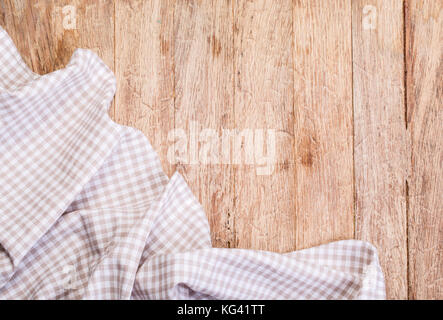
xmin=0 ymin=26 xmax=385 ymax=300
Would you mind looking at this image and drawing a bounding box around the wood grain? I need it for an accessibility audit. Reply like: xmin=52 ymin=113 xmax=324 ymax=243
xmin=0 ymin=0 xmax=114 ymax=73
xmin=114 ymin=0 xmax=175 ymax=176
xmin=406 ymin=0 xmax=443 ymax=300
xmin=293 ymin=0 xmax=354 ymax=249
xmin=173 ymin=0 xmax=235 ymax=248
xmin=233 ymin=0 xmax=296 ymax=252
xmin=0 ymin=0 xmax=114 ymax=111
xmin=352 ymin=0 xmax=408 ymax=300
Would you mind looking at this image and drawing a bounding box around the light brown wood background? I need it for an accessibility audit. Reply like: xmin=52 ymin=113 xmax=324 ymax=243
xmin=0 ymin=0 xmax=441 ymax=300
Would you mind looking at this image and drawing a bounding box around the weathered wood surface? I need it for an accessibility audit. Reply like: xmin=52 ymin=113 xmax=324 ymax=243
xmin=352 ymin=0 xmax=408 ymax=300
xmin=234 ymin=0 xmax=296 ymax=252
xmin=172 ymin=0 xmax=235 ymax=248
xmin=1 ymin=0 xmax=441 ymax=299
xmin=293 ymin=0 xmax=354 ymax=251
xmin=406 ymin=0 xmax=442 ymax=300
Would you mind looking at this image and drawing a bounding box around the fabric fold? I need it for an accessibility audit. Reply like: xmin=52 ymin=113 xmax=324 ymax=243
xmin=0 ymin=26 xmax=121 ymax=286
xmin=0 ymin=26 xmax=386 ymax=299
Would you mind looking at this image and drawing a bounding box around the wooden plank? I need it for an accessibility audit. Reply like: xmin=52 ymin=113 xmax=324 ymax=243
xmin=114 ymin=0 xmax=175 ymax=176
xmin=0 ymin=0 xmax=114 ymax=76
xmin=233 ymin=0 xmax=295 ymax=252
xmin=352 ymin=0 xmax=408 ymax=300
xmin=406 ymin=0 xmax=443 ymax=300
xmin=293 ymin=0 xmax=354 ymax=249
xmin=173 ymin=0 xmax=235 ymax=248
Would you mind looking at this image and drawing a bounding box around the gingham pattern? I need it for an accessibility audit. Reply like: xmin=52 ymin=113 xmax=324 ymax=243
xmin=0 ymin=26 xmax=386 ymax=300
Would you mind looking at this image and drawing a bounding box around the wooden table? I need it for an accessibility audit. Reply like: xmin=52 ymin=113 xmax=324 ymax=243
xmin=1 ymin=0 xmax=441 ymax=300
